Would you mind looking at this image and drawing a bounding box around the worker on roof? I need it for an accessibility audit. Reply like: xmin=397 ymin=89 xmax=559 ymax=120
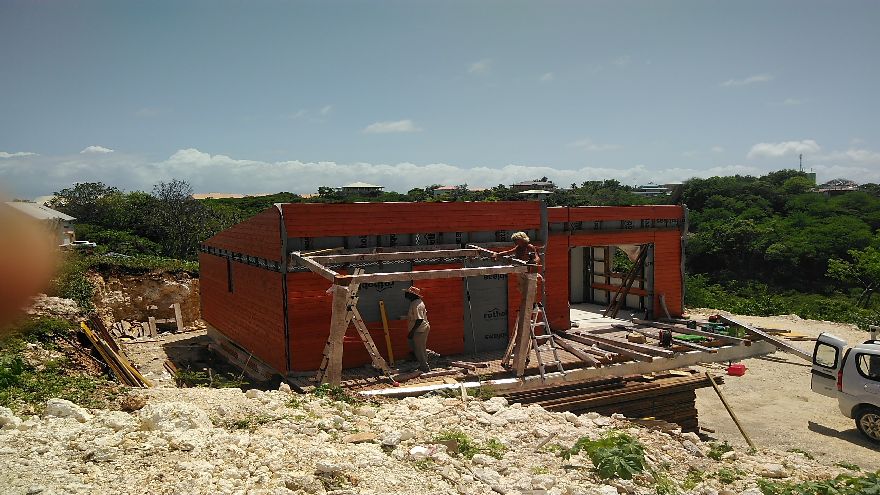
xmin=403 ymin=286 xmax=431 ymax=372
xmin=493 ymin=231 xmax=541 ymax=265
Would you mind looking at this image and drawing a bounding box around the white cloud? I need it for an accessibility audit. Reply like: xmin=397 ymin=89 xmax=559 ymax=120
xmin=0 ymin=151 xmax=37 ymax=158
xmin=320 ymin=105 xmax=333 ymax=116
xmin=683 ymin=146 xmax=725 ymax=157
xmin=721 ymin=73 xmax=774 ymax=87
xmin=568 ymin=138 xmax=621 ymax=152
xmin=281 ymin=109 xmax=308 ymax=120
xmin=3 ymin=147 xmax=880 ymax=199
xmin=80 ymin=145 xmax=115 ymax=154
xmin=362 ymin=119 xmax=422 ymax=134
xmin=747 ymin=140 xmax=820 ymax=159
xmin=612 ymin=55 xmax=631 ymax=67
xmin=468 ymin=59 xmax=491 ymax=75
xmin=539 ymin=72 xmax=555 ymax=82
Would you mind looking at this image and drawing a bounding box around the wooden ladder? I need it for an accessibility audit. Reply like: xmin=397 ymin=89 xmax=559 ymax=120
xmin=314 ymin=269 xmax=392 ymax=384
xmin=502 ymin=303 xmax=565 ymax=380
xmin=604 ymin=245 xmax=649 ymax=319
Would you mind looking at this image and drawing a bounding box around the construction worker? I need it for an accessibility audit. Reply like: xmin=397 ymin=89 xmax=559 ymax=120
xmin=493 ymin=231 xmax=541 ymax=265
xmin=403 ymin=286 xmax=431 ymax=372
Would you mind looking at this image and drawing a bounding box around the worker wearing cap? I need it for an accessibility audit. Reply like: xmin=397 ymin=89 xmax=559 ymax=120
xmin=403 ymin=286 xmax=431 ymax=372
xmin=493 ymin=231 xmax=541 ymax=265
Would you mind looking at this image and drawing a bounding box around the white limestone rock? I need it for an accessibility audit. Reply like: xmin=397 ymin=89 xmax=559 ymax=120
xmin=45 ymin=398 xmax=92 ymax=423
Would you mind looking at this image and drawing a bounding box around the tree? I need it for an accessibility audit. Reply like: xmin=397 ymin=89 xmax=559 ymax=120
xmin=48 ymin=182 xmax=119 ymax=223
xmin=828 ymin=246 xmax=880 ymax=307
xmin=151 ymin=179 xmax=209 ymax=260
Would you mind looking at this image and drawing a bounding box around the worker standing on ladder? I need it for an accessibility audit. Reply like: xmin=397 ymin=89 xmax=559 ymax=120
xmin=493 ymin=231 xmax=541 ymax=265
xmin=403 ymin=286 xmax=431 ymax=372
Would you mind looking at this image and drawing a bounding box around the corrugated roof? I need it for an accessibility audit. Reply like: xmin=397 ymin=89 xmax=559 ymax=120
xmin=5 ymin=201 xmax=75 ymax=221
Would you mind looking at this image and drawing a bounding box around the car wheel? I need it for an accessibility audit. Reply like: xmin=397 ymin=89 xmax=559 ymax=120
xmin=855 ymin=407 xmax=880 ymax=443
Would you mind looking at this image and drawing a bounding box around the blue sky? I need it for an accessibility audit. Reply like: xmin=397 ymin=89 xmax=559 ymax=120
xmin=2 ymin=0 xmax=879 ymax=197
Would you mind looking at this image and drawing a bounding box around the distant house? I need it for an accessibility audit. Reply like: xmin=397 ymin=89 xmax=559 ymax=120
xmin=633 ymin=182 xmax=671 ymax=197
xmin=511 ymin=180 xmax=556 ymax=192
xmin=517 ymin=189 xmax=555 ymax=200
xmin=433 ymin=186 xmax=458 ymax=197
xmin=339 ymin=182 xmax=384 ymax=196
xmin=192 ymin=192 xmax=274 ymax=200
xmin=817 ymin=178 xmax=859 ymax=197
xmin=4 ymin=201 xmax=76 ymax=247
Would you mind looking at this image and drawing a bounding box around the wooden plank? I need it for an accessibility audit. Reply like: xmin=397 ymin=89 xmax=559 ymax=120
xmin=579 ymin=331 xmax=675 ymax=358
xmin=147 ymin=317 xmax=157 ymax=338
xmin=378 ymin=300 xmax=395 ymax=366
xmin=337 ymin=265 xmax=527 ymax=285
xmin=552 ymin=337 xmax=601 ymax=367
xmin=559 ymin=332 xmax=655 ymax=362
xmin=466 ymin=244 xmax=529 ymax=265
xmin=172 ymin=303 xmax=184 ymax=333
xmin=324 ymin=285 xmax=351 ymax=386
xmin=718 ymin=315 xmax=812 ymax=361
xmin=290 ymin=252 xmax=339 ymax=281
xmin=309 ymin=248 xmax=480 ymax=264
xmin=513 ymin=273 xmax=539 ymax=377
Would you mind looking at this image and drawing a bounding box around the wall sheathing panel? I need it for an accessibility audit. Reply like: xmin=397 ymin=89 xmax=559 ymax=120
xmin=202 ymin=208 xmax=282 ymax=261
xmin=199 ymin=253 xmax=286 ymax=371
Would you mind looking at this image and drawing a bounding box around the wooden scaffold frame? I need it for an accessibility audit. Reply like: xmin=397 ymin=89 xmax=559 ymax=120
xmin=290 ymin=246 xmax=539 ymax=385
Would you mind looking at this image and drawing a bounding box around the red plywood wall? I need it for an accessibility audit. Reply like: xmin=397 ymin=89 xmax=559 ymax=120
xmin=199 ymin=253 xmax=287 ymax=371
xmin=203 ymin=208 xmax=282 ymax=261
xmin=282 ymin=201 xmax=541 ymax=237
xmin=543 ymin=233 xmax=571 ymax=330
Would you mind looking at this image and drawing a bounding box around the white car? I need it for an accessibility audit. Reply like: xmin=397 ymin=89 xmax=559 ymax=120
xmin=811 ymin=333 xmax=880 ymax=443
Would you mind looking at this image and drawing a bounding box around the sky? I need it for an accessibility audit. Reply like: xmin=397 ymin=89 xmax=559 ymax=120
xmin=1 ymin=0 xmax=879 ymax=198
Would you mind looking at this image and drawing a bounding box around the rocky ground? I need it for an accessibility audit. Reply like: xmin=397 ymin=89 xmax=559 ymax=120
xmin=0 ymin=386 xmax=852 ymax=495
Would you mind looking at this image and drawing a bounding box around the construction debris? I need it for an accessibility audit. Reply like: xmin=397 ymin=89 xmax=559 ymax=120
xmin=81 ymin=317 xmax=152 ymax=388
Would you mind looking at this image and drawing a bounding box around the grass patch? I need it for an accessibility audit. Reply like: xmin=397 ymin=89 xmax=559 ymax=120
xmin=173 ymin=367 xmax=247 ymax=388
xmin=835 ymin=461 xmax=861 ymax=471
xmin=434 ymin=430 xmax=507 ymax=460
xmin=311 ymin=384 xmax=364 ymax=405
xmin=218 ymin=414 xmax=276 ymax=431
xmin=715 ymin=467 xmax=744 ymax=485
xmin=786 ymin=447 xmax=815 ymax=460
xmin=682 ymin=468 xmax=705 ymax=490
xmin=757 ymin=471 xmax=880 ymax=495
xmin=653 ymin=470 xmax=677 ymax=495
xmin=707 ymin=441 xmax=734 ymax=461
xmin=557 ymin=430 xmax=646 ymax=480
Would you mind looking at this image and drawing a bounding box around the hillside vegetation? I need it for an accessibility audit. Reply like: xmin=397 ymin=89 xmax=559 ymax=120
xmin=46 ymin=171 xmax=880 ymax=326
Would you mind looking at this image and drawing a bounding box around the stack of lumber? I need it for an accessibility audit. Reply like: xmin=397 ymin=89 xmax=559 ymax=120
xmin=81 ymin=317 xmax=152 ymax=388
xmin=502 ymin=372 xmax=718 ymax=433
xmin=109 ymin=320 xmax=157 ymax=339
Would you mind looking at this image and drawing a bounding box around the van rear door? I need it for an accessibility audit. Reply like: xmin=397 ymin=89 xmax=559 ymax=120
xmin=811 ymin=333 xmax=848 ymax=397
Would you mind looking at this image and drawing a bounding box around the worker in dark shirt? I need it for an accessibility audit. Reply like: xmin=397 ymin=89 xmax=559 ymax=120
xmin=493 ymin=231 xmax=541 ymax=265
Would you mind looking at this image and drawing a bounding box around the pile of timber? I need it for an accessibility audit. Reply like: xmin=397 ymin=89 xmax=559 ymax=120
xmin=502 ymin=372 xmax=718 ymax=433
xmin=108 ymin=302 xmax=188 ymax=340
xmin=81 ymin=316 xmax=151 ymax=387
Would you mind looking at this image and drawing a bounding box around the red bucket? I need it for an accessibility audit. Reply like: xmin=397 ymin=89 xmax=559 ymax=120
xmin=727 ymin=363 xmax=747 ymax=376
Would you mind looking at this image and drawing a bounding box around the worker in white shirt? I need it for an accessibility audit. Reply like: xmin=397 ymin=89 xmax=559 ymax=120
xmin=403 ymin=286 xmax=431 ymax=372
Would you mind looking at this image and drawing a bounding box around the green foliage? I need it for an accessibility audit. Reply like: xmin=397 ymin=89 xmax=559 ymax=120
xmin=682 ymin=468 xmax=705 ymax=489
xmin=85 ymin=254 xmax=199 ymax=275
xmin=715 ymin=467 xmax=744 ymax=485
xmin=558 ymin=431 xmax=646 ymax=480
xmin=828 ymin=246 xmax=880 ymax=310
xmin=173 ymin=368 xmax=247 ymax=388
xmin=835 ymin=461 xmax=861 ymax=471
xmin=217 ymin=414 xmax=276 ymax=431
xmin=706 ymin=441 xmax=733 ymax=461
xmin=653 ymin=470 xmax=678 ymax=495
xmin=757 ymin=471 xmax=880 ymax=495
xmin=312 ymin=383 xmax=364 ymax=405
xmin=787 ymin=448 xmax=815 ymax=460
xmin=75 ymin=223 xmax=162 ymax=256
xmin=434 ymin=430 xmax=507 ymax=460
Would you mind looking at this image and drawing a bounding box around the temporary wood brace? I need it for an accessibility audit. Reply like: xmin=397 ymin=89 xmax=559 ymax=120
xmin=604 ymin=245 xmax=648 ymax=318
xmin=295 ymin=247 xmax=537 ymax=384
xmin=718 ymin=315 xmax=812 ymax=361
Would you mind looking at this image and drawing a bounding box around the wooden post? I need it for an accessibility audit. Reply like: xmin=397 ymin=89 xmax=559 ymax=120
xmin=378 ymin=300 xmax=395 ymax=366
xmin=325 ymin=285 xmax=351 ymax=386
xmin=512 ymin=273 xmax=538 ymax=377
xmin=147 ymin=317 xmax=157 ymax=337
xmin=706 ymin=371 xmax=756 ymax=450
xmin=171 ymin=303 xmax=184 ymax=333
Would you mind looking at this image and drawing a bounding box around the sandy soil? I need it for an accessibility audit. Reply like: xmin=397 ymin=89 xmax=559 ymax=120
xmin=689 ymin=310 xmax=880 ymax=469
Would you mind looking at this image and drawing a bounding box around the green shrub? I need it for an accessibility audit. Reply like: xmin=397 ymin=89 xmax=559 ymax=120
xmin=559 ymin=430 xmax=646 ymax=480
xmin=434 ymin=430 xmax=507 ymax=460
xmin=757 ymin=471 xmax=880 ymax=495
xmin=715 ymin=467 xmax=743 ymax=485
xmin=74 ymin=224 xmax=162 ymax=256
xmin=707 ymin=441 xmax=733 ymax=461
xmin=312 ymin=383 xmax=363 ymax=405
xmin=173 ymin=368 xmax=247 ymax=388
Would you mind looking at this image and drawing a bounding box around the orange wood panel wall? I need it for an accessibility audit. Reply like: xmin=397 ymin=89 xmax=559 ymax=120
xmin=199 ymin=253 xmax=287 ymax=371
xmin=202 ymin=208 xmax=282 ymax=261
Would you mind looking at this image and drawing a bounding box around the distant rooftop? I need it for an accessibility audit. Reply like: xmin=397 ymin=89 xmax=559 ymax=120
xmin=342 ymin=182 xmax=383 ymax=189
xmin=513 ymin=180 xmax=555 ymax=186
xmin=518 ymin=189 xmax=554 ymax=195
xmin=5 ymin=201 xmax=75 ymax=221
xmin=192 ymin=192 xmax=276 ymax=200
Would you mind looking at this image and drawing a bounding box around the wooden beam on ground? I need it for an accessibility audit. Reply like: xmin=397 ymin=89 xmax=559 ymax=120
xmin=290 ymin=251 xmax=339 ymax=281
xmin=513 ymin=273 xmax=539 ymax=377
xmin=171 ymin=303 xmax=184 ymax=333
xmin=552 ymin=336 xmax=601 ymax=367
xmin=580 ymin=331 xmax=675 ymax=358
xmin=554 ymin=333 xmax=616 ymax=360
xmin=632 ymin=318 xmax=751 ymax=346
xmin=324 ymin=284 xmax=351 ymax=386
xmin=336 ymin=265 xmax=527 ymax=285
xmin=559 ymin=332 xmax=655 ymax=362
xmin=309 ymin=248 xmax=480 ymax=264
xmin=718 ymin=315 xmax=811 ymax=361
xmin=706 ymin=371 xmax=756 ymax=449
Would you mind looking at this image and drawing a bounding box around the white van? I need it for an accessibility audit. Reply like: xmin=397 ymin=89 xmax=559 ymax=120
xmin=811 ymin=333 xmax=880 ymax=443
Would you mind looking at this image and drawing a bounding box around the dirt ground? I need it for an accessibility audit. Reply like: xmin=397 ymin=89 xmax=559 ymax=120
xmin=689 ymin=310 xmax=880 ymax=469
